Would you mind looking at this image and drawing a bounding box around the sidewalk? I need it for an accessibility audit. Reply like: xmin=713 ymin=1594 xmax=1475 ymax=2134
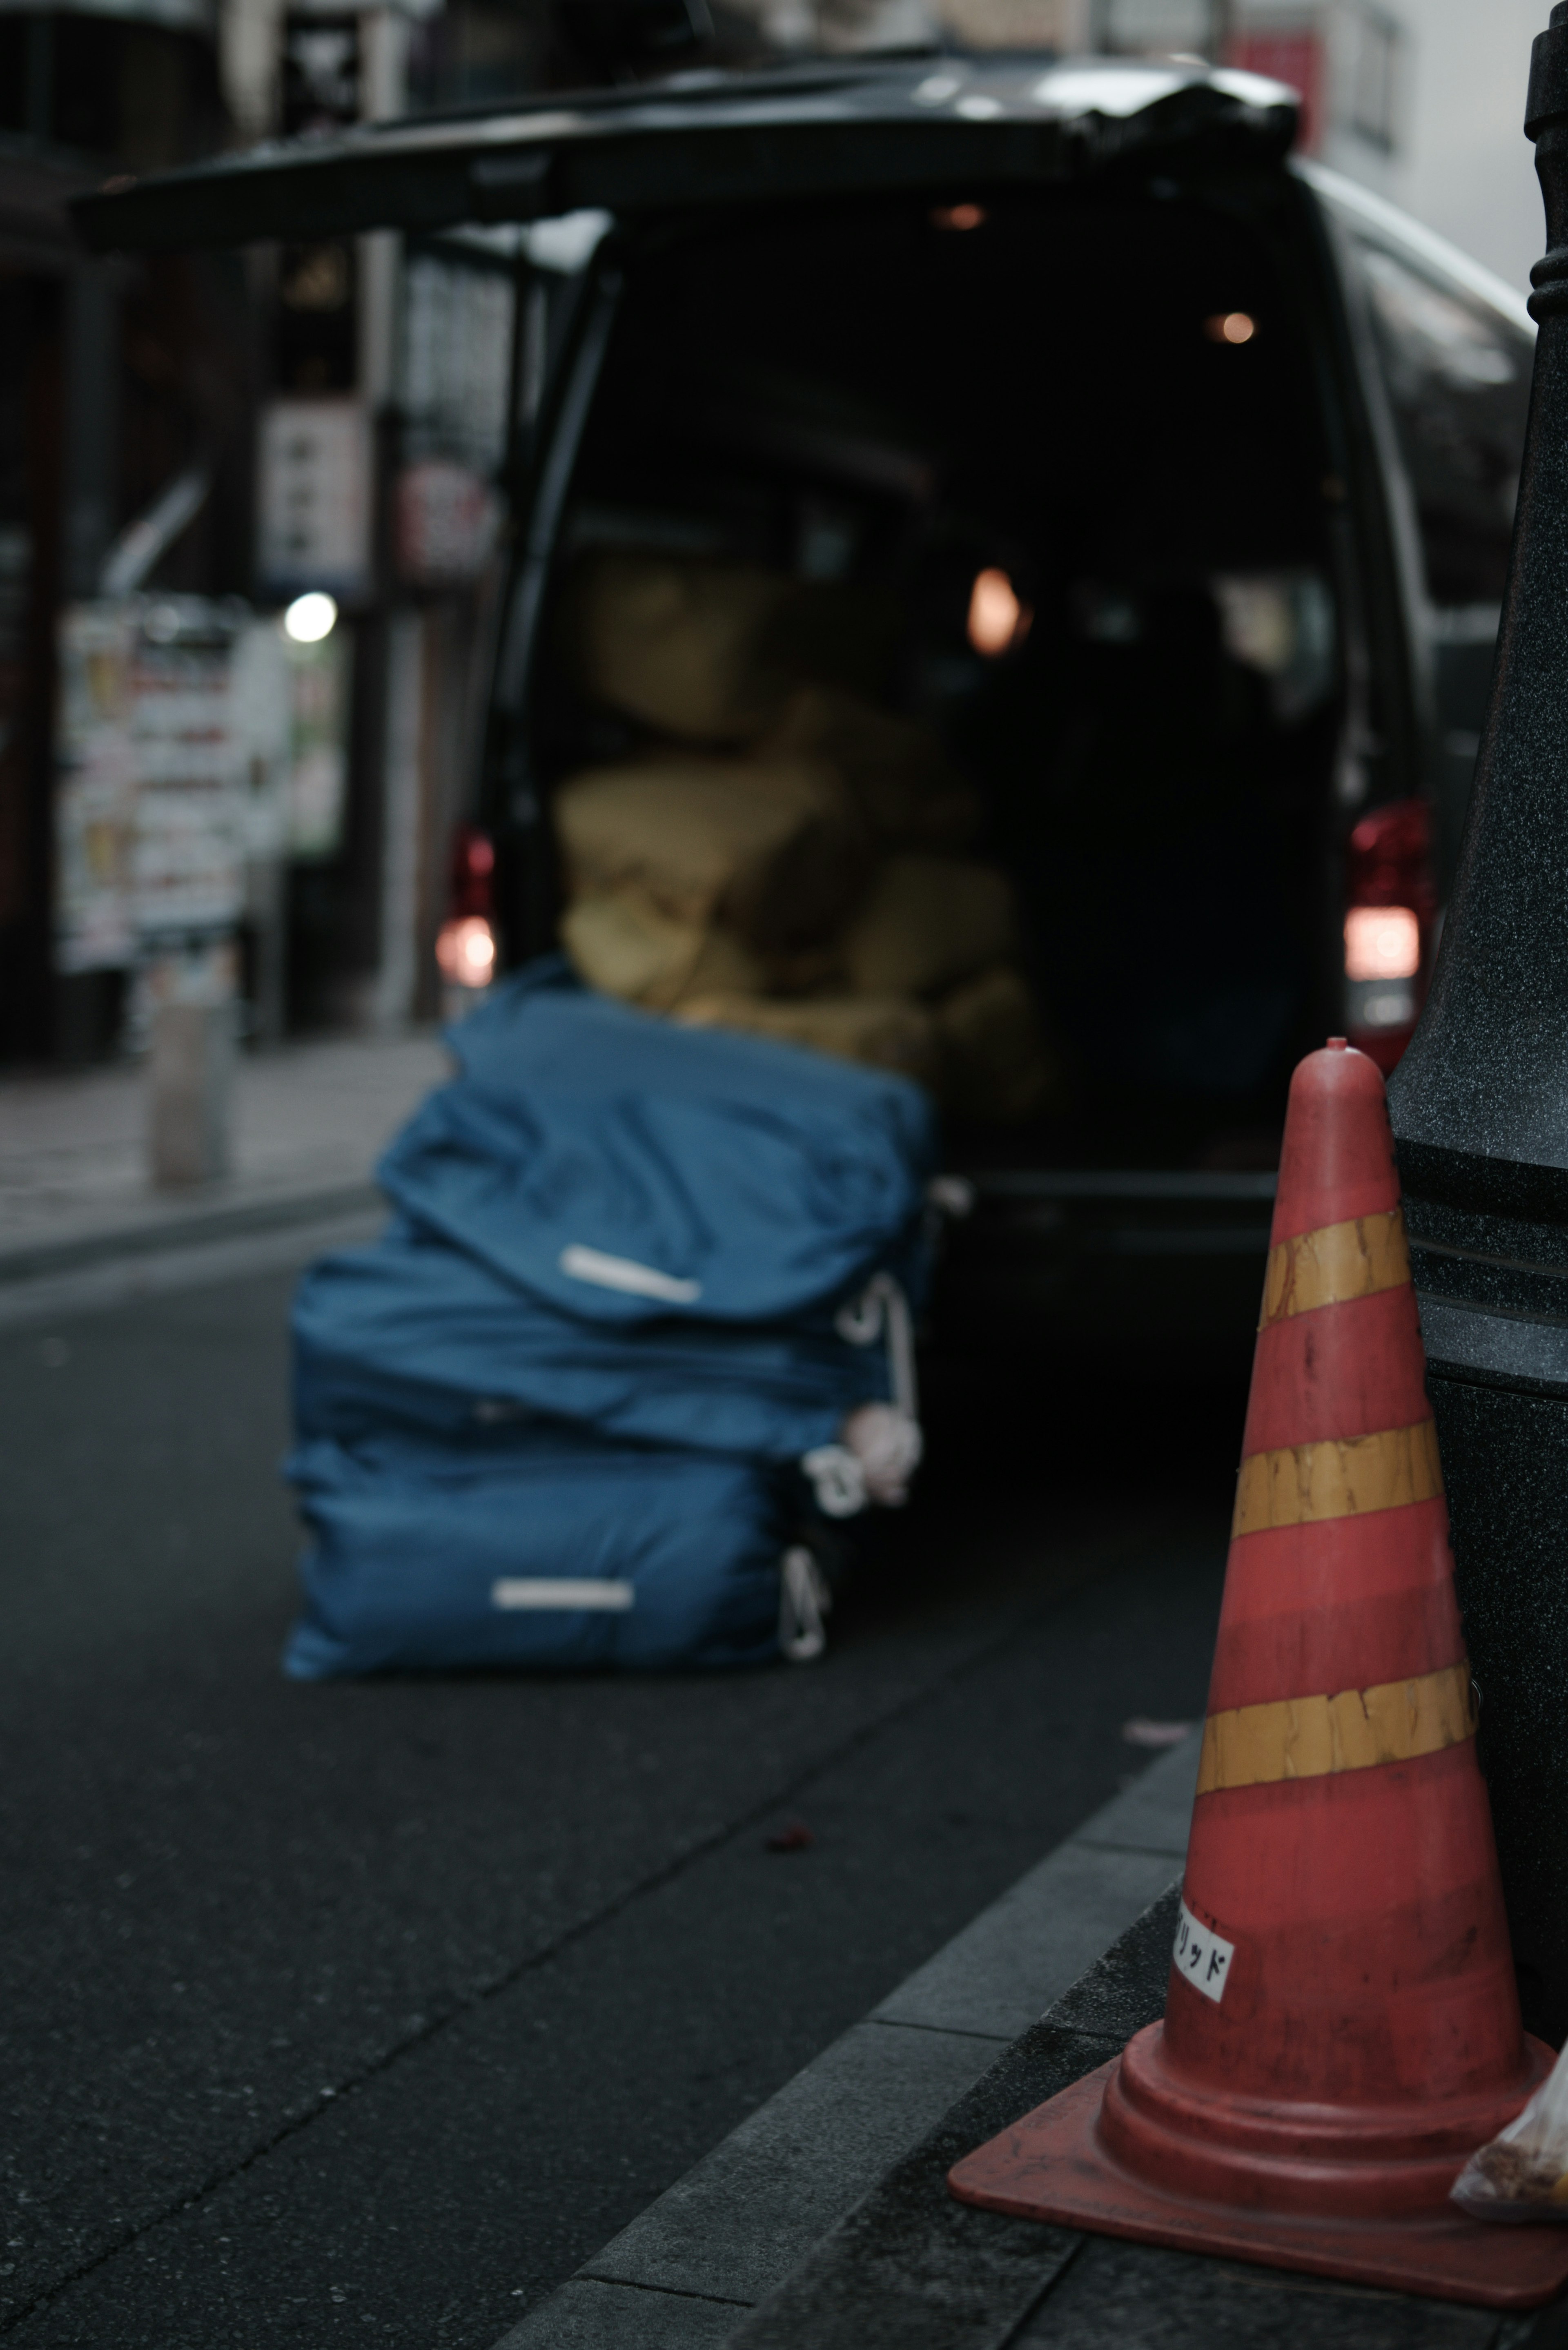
xmin=0 ymin=1031 xmax=447 ymax=1324
xmin=725 ymin=1900 xmax=1538 ymax=2350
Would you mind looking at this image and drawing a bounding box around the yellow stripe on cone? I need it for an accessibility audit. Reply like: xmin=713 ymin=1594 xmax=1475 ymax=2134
xmin=1260 ymin=1208 xmax=1411 ymax=1328
xmin=1196 ymin=1660 xmax=1474 ymax=1795
xmin=1232 ymin=1418 xmax=1442 ymax=1536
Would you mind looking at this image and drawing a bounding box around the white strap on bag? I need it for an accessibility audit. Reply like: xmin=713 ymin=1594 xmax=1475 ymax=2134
xmin=833 ymin=1272 xmax=919 ymax=1420
xmin=800 ymin=1272 xmax=923 ymax=1514
xmin=779 ymin=1545 xmax=832 ymax=1663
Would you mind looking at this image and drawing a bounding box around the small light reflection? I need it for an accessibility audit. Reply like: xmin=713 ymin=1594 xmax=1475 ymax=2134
xmin=283 ymin=591 xmax=338 ymax=643
xmin=1204 ymin=311 xmax=1258 ymax=346
xmin=932 ymin=203 xmax=987 ymax=232
xmin=436 ymin=916 xmax=497 ymax=989
xmin=1344 ymin=905 xmax=1420 ymax=982
xmin=968 ymin=568 xmax=1031 ymax=657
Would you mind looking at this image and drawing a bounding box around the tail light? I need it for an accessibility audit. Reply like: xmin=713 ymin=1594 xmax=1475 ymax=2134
xmin=1343 ymin=798 xmax=1435 ymax=1075
xmin=436 ymin=825 xmax=497 ymax=993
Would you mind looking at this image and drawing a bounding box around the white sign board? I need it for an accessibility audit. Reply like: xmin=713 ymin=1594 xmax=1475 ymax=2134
xmin=258 ymin=398 xmax=372 ymax=597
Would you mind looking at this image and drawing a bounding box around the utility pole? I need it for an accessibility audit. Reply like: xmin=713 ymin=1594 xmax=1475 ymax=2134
xmin=1388 ymin=0 xmax=1568 ymax=2046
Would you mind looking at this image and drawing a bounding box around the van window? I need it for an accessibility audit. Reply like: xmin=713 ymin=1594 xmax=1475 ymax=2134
xmin=1347 ymin=232 xmax=1532 ymax=607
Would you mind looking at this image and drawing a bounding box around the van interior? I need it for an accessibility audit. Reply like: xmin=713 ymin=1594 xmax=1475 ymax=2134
xmin=524 ymin=187 xmax=1343 ymax=1204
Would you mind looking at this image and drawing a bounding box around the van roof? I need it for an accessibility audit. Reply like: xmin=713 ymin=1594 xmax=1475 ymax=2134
xmin=73 ymin=52 xmax=1298 ymax=254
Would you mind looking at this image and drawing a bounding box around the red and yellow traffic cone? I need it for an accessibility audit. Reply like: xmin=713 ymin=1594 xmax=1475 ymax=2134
xmin=950 ymin=1039 xmax=1568 ymax=2307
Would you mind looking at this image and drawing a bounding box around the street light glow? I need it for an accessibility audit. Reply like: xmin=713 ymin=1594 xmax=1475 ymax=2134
xmin=284 ymin=591 xmax=338 ymax=643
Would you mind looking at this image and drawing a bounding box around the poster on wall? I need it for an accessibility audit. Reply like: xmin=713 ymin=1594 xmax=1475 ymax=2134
xmin=54 ymin=600 xmax=249 ymax=977
xmin=229 ymin=618 xmax=293 ymax=865
xmin=54 ymin=604 xmax=139 ymax=974
xmin=394 ymin=459 xmax=501 ymax=587
xmin=283 ymin=628 xmax=352 ymax=860
xmin=129 ymin=615 xmax=247 ymax=939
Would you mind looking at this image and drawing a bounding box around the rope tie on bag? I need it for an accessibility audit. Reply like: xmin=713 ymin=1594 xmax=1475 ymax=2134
xmin=834 ymin=1271 xmax=920 ymax=1419
xmin=802 ymin=1273 xmax=923 ymax=1517
xmin=778 ymin=1544 xmax=832 ymax=1663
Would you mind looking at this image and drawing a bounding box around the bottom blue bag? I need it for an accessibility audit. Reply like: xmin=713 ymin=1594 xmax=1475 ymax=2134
xmin=284 ymin=1427 xmax=826 ymax=1679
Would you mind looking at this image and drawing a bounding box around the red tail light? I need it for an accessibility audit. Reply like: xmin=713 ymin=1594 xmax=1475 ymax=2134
xmin=436 ymin=826 xmax=497 ymax=993
xmin=448 ymin=825 xmax=495 ymax=916
xmin=1343 ymin=798 xmax=1435 ymax=1075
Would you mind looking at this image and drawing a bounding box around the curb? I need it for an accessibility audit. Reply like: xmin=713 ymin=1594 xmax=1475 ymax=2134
xmin=0 ymin=1182 xmax=382 ymax=1286
xmin=494 ymin=1732 xmax=1199 ymax=2348
xmin=0 ymin=1187 xmax=385 ymax=1331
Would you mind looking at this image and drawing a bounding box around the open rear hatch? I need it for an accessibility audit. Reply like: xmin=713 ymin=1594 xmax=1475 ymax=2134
xmin=73 ymin=57 xmax=1299 ymax=251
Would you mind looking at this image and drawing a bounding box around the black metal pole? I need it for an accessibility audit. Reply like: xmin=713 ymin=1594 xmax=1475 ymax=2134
xmin=1388 ymin=2 xmax=1568 ymax=2045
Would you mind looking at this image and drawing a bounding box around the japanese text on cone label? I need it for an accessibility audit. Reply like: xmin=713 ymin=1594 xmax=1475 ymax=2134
xmin=1174 ymin=1897 xmax=1235 ymax=2004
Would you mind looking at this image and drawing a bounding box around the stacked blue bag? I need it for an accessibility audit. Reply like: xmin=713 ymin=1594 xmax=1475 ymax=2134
xmin=285 ymin=961 xmax=938 ymax=1677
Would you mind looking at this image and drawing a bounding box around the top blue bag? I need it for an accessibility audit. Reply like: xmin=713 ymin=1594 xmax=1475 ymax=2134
xmin=377 ymin=966 xmax=938 ymax=1327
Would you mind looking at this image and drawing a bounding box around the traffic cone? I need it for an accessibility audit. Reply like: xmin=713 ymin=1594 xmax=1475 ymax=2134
xmin=950 ymin=1040 xmax=1568 ymax=2307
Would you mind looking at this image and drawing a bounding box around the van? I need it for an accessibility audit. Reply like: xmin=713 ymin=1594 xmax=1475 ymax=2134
xmin=78 ymin=53 xmax=1534 ymax=1356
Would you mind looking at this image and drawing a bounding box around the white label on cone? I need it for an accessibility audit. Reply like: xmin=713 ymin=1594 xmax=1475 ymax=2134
xmin=1173 ymin=1896 xmax=1235 ymax=2004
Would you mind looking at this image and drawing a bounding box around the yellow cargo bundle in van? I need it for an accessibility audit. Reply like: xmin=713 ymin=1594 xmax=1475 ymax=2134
xmin=555 ymin=754 xmax=868 ymax=950
xmin=559 ymin=892 xmax=769 ymax=1011
xmin=675 ymin=990 xmax=939 ymax=1090
xmin=563 ymin=553 xmax=794 ymax=742
xmin=935 ymin=965 xmax=1060 ymax=1125
xmin=758 ymin=686 xmax=979 ymax=848
xmin=841 ymin=854 xmax=1018 ymax=1000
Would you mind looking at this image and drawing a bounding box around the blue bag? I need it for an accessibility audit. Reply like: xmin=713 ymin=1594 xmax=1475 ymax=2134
xmin=283 ymin=1427 xmax=813 ymax=1678
xmin=378 ymin=972 xmax=937 ymax=1326
xmin=293 ymin=1213 xmax=893 ymax=1460
xmin=283 ymin=963 xmax=931 ymax=1676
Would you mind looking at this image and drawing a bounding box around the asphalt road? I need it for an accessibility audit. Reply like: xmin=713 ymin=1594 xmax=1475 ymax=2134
xmin=0 ymin=1258 xmax=1237 ymax=2348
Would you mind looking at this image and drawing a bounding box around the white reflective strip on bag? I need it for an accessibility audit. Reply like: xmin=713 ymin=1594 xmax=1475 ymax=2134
xmin=491 ymin=1579 xmax=636 ymax=1610
xmin=779 ymin=1546 xmax=831 ymax=1663
xmin=559 ymin=1244 xmax=702 ymax=1304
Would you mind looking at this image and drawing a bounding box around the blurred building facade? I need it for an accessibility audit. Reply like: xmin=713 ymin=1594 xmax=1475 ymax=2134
xmin=0 ymin=0 xmax=244 ymax=1060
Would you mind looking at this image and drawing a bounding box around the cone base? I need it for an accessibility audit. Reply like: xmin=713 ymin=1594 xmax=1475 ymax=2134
xmin=949 ymin=2055 xmax=1568 ymax=2311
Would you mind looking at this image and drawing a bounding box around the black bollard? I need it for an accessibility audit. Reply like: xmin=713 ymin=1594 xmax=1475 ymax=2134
xmin=1388 ymin=2 xmax=1568 ymax=2045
